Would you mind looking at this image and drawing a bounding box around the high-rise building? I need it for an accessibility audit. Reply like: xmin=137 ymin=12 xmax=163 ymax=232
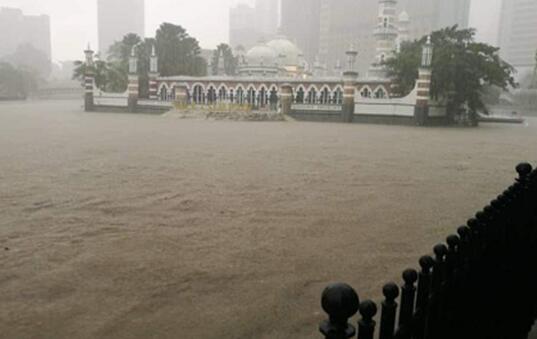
xmin=498 ymin=0 xmax=537 ymax=78
xmin=255 ymin=0 xmax=279 ymax=38
xmin=0 ymin=7 xmax=51 ymax=60
xmin=229 ymin=1 xmax=278 ymax=51
xmin=98 ymin=0 xmax=145 ymax=58
xmin=318 ymin=0 xmax=377 ymax=76
xmin=317 ymin=0 xmax=471 ymax=76
xmin=229 ymin=3 xmax=259 ymax=50
xmin=280 ymin=0 xmax=321 ymax=63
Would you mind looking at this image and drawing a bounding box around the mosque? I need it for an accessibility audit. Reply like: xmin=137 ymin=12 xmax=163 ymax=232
xmin=151 ymin=0 xmax=412 ymax=106
xmin=85 ymin=0 xmax=444 ymax=125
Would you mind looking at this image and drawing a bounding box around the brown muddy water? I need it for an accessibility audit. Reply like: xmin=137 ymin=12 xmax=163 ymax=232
xmin=0 ymin=100 xmax=536 ymax=338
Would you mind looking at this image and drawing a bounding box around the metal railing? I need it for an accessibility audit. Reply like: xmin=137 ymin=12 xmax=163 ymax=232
xmin=319 ymin=163 xmax=537 ymax=339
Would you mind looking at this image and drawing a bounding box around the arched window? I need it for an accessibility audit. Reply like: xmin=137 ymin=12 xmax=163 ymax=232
xmin=193 ymin=85 xmax=204 ymax=104
xmin=306 ymin=88 xmax=317 ymax=104
xmin=229 ymin=89 xmax=234 ymax=103
xmin=236 ymin=88 xmax=244 ymax=104
xmin=269 ymin=87 xmax=278 ymax=110
xmin=374 ymin=87 xmax=387 ymax=99
xmin=218 ymin=87 xmax=227 ymax=102
xmin=207 ymin=86 xmax=217 ymax=104
xmin=320 ymin=87 xmax=331 ymax=104
xmin=247 ymin=88 xmax=256 ymax=106
xmin=360 ymin=87 xmax=371 ymax=98
xmin=333 ymin=88 xmax=343 ymax=104
xmin=258 ymin=87 xmax=267 ymax=107
xmin=383 ymin=17 xmax=388 ymax=28
xmin=295 ymin=87 xmax=305 ymax=104
xmin=170 ymin=87 xmax=176 ymax=101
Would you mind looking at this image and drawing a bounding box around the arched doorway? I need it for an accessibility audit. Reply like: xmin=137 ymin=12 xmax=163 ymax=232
xmin=295 ymin=88 xmax=305 ymax=104
xmin=320 ymin=87 xmax=331 ymax=104
xmin=306 ymin=87 xmax=317 ymax=104
xmin=207 ymin=86 xmax=217 ymax=104
xmin=193 ymin=85 xmax=204 ymax=104
xmin=269 ymin=87 xmax=278 ymax=111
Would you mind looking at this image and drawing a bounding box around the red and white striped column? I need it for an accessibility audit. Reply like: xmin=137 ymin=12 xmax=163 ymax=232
xmin=149 ymin=45 xmax=159 ymax=100
xmin=127 ymin=46 xmax=139 ymax=112
xmin=342 ymin=71 xmax=358 ymax=123
xmin=83 ymin=46 xmax=94 ymax=112
xmin=414 ymin=36 xmax=434 ymax=126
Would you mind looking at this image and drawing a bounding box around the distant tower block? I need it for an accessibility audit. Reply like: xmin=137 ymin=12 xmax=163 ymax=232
xmin=369 ymin=0 xmax=399 ymax=79
xmin=397 ymin=11 xmax=410 ymax=52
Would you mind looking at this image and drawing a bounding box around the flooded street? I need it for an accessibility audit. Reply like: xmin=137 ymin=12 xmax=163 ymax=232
xmin=1 ymin=100 xmax=536 ymax=338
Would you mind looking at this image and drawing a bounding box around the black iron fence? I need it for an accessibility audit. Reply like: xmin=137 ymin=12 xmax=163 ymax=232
xmin=319 ymin=163 xmax=537 ymax=339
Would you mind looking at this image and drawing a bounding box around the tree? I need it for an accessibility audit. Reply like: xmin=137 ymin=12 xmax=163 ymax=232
xmin=0 ymin=62 xmax=38 ymax=98
xmin=106 ymin=33 xmax=143 ymax=93
xmin=72 ymin=58 xmax=109 ymax=91
xmin=211 ymin=43 xmax=238 ymax=75
xmin=2 ymin=43 xmax=51 ymax=78
xmin=385 ymin=26 xmax=517 ymax=122
xmin=155 ymin=23 xmax=206 ymax=76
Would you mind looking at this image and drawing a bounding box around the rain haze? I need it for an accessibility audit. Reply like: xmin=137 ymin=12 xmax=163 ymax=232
xmin=0 ymin=0 xmax=500 ymax=60
xmin=1 ymin=0 xmax=537 ymax=338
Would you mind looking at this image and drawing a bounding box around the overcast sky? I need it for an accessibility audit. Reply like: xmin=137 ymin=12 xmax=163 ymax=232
xmin=0 ymin=0 xmax=501 ymax=61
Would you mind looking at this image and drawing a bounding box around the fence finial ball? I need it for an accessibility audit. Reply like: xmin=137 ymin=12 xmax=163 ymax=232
xmin=321 ymin=283 xmax=360 ymax=319
xmin=402 ymin=269 xmax=418 ymax=285
xmin=382 ymin=283 xmax=400 ymax=301
xmin=359 ymin=299 xmax=378 ymax=319
xmin=419 ymin=255 xmax=435 ymax=272
xmin=433 ymin=244 xmax=448 ymax=259
xmin=516 ymin=163 xmax=532 ymax=178
xmin=446 ymin=235 xmax=460 ymax=249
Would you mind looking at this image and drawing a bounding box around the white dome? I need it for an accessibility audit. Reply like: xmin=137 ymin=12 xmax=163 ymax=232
xmin=245 ymin=44 xmax=277 ymax=66
xmin=398 ymin=11 xmax=410 ymax=22
xmin=266 ymin=36 xmax=302 ymax=66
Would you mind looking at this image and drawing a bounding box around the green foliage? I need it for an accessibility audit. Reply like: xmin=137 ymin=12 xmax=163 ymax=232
xmin=211 ymin=43 xmax=238 ymax=75
xmin=72 ymin=59 xmax=109 ymax=91
xmin=72 ymin=23 xmax=207 ymax=96
xmin=385 ymin=26 xmax=517 ymax=118
xmin=2 ymin=44 xmax=51 ymax=78
xmin=0 ymin=62 xmax=38 ymax=98
xmin=155 ymin=23 xmax=207 ymax=76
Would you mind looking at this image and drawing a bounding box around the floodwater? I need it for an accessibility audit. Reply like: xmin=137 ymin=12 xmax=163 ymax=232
xmin=0 ymin=100 xmax=535 ymax=338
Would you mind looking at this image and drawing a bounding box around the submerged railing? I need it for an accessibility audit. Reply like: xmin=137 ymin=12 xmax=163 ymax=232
xmin=319 ymin=163 xmax=537 ymax=339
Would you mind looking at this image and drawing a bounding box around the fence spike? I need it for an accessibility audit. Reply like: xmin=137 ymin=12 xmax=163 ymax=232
xmin=379 ymin=283 xmax=399 ymax=339
xmin=396 ymin=269 xmax=418 ymax=339
xmin=319 ymin=283 xmax=360 ymax=339
xmin=358 ymin=300 xmax=377 ymax=339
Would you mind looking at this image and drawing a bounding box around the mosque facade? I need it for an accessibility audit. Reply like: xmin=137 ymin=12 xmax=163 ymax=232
xmin=84 ymin=0 xmax=446 ymax=126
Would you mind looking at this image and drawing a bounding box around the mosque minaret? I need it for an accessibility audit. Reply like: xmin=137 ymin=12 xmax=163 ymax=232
xmin=369 ymin=0 xmax=399 ymax=79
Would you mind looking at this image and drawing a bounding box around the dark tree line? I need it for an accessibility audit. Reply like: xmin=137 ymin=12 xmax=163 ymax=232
xmin=385 ymin=26 xmax=517 ymax=123
xmin=73 ymin=23 xmax=218 ymax=98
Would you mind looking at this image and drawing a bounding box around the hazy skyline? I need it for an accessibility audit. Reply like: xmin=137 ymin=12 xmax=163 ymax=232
xmin=0 ymin=0 xmax=500 ymax=62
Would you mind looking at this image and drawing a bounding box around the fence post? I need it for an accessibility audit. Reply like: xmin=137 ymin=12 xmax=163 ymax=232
xmin=319 ymin=283 xmax=360 ymax=339
xmin=396 ymin=269 xmax=418 ymax=339
xmin=424 ymin=244 xmax=448 ymax=339
xmin=379 ymin=283 xmax=399 ymax=339
xmin=358 ymin=300 xmax=377 ymax=339
xmin=342 ymin=71 xmax=357 ymax=123
xmin=414 ymin=256 xmax=434 ymax=339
